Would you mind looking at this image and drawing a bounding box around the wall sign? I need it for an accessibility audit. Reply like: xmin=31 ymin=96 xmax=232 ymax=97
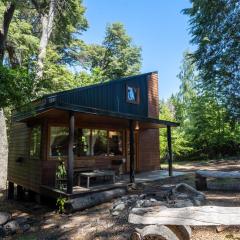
xmin=126 ymin=85 xmax=140 ymax=104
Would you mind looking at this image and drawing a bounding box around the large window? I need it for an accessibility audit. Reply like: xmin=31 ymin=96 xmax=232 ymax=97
xmin=49 ymin=127 xmax=123 ymax=158
xmin=50 ymin=127 xmax=69 ymax=157
xmin=75 ymin=129 xmax=91 ymax=156
xmin=109 ymin=131 xmax=123 ymax=156
xmin=30 ymin=125 xmax=41 ymax=159
xmin=92 ymin=130 xmax=108 ymax=156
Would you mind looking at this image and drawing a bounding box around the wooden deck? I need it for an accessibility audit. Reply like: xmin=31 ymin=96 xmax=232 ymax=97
xmin=40 ymin=182 xmax=127 ymax=200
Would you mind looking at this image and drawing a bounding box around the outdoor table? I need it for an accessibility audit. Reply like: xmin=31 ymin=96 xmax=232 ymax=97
xmin=78 ymin=170 xmax=116 ymax=188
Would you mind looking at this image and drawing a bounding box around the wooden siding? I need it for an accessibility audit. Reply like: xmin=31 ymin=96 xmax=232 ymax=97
xmin=148 ymin=72 xmax=159 ymax=119
xmin=138 ymin=129 xmax=160 ymax=171
xmin=8 ymin=122 xmax=42 ymax=192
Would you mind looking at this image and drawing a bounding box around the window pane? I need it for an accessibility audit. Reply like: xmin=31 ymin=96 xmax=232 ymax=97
xmin=50 ymin=127 xmax=68 ymax=157
xmin=30 ymin=126 xmax=41 ymax=159
xmin=92 ymin=130 xmax=107 ymax=156
xmin=109 ymin=131 xmax=123 ymax=156
xmin=75 ymin=129 xmax=91 ymax=156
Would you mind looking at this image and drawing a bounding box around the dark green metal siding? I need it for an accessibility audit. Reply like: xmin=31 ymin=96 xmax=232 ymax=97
xmin=56 ymin=74 xmax=149 ymax=117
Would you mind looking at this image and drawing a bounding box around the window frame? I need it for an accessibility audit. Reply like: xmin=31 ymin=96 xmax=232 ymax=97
xmin=29 ymin=124 xmax=42 ymax=160
xmin=47 ymin=124 xmax=125 ymax=160
xmin=126 ymin=84 xmax=140 ymax=104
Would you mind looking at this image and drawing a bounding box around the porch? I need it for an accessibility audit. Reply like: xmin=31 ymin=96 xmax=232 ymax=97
xmin=40 ymin=170 xmax=186 ymax=200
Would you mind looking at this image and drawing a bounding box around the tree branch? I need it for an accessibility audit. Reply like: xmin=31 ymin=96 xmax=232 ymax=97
xmin=0 ymin=2 xmax=16 ymax=64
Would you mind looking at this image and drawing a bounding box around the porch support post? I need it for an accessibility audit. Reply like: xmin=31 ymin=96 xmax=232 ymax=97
xmin=167 ymin=125 xmax=173 ymax=176
xmin=67 ymin=111 xmax=75 ymax=194
xmin=129 ymin=120 xmax=135 ymax=183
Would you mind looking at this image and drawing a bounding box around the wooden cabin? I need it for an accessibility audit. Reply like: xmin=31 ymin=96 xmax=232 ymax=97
xmin=7 ymin=71 xmax=178 ymax=199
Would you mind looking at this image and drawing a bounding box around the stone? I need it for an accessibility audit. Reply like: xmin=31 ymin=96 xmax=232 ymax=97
xmin=15 ymin=216 xmax=30 ymax=225
xmin=216 ymin=225 xmax=229 ymax=233
xmin=172 ymin=183 xmax=206 ymax=206
xmin=4 ymin=220 xmax=20 ymax=235
xmin=20 ymin=224 xmax=31 ymax=233
xmin=0 ymin=226 xmax=5 ymax=237
xmin=173 ymin=199 xmax=194 ymax=208
xmin=112 ymin=211 xmax=120 ymax=216
xmin=0 ymin=212 xmax=11 ymax=225
xmin=114 ymin=203 xmax=126 ymax=211
xmin=130 ymin=231 xmax=142 ymax=240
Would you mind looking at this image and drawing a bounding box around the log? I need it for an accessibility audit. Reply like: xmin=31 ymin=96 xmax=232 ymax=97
xmin=128 ymin=206 xmax=240 ymax=226
xmin=66 ymin=188 xmax=126 ymax=212
xmin=196 ymin=170 xmax=240 ymax=179
xmin=135 ymin=225 xmax=179 ymax=240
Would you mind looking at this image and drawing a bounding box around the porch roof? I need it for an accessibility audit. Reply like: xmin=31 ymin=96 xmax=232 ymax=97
xmin=14 ymin=100 xmax=179 ymax=128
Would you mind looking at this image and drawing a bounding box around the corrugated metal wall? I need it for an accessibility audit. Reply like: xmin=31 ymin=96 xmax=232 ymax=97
xmin=56 ymin=74 xmax=149 ymax=117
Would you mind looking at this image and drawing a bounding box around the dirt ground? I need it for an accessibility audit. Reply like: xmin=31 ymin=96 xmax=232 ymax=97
xmin=1 ymin=159 xmax=240 ymax=240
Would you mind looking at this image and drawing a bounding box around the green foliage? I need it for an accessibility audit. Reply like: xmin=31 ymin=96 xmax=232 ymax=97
xmin=166 ymin=51 xmax=240 ymax=161
xmin=183 ymin=0 xmax=240 ymax=119
xmin=56 ymin=196 xmax=67 ymax=214
xmin=78 ymin=22 xmax=142 ymax=81
xmin=0 ymin=65 xmax=35 ymax=108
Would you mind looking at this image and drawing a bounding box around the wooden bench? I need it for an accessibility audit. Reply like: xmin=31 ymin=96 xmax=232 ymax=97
xmin=195 ymin=170 xmax=240 ymax=190
xmin=78 ymin=170 xmax=116 ymax=188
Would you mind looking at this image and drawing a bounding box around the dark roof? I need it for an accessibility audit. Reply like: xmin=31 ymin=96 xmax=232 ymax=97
xmin=14 ymin=72 xmax=179 ymax=127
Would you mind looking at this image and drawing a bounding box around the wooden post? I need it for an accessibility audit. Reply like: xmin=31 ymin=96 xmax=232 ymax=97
xmin=67 ymin=111 xmax=75 ymax=194
xmin=8 ymin=181 xmax=14 ymax=199
xmin=167 ymin=125 xmax=173 ymax=176
xmin=129 ymin=120 xmax=135 ymax=183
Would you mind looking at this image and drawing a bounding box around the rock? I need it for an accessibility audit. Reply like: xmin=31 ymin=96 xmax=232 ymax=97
xmin=216 ymin=225 xmax=229 ymax=233
xmin=4 ymin=220 xmax=20 ymax=235
xmin=0 ymin=212 xmax=11 ymax=225
xmin=172 ymin=183 xmax=206 ymax=206
xmin=20 ymin=224 xmax=31 ymax=233
xmin=130 ymin=231 xmax=142 ymax=240
xmin=15 ymin=216 xmax=30 ymax=225
xmin=135 ymin=225 xmax=179 ymax=240
xmin=173 ymin=199 xmax=194 ymax=208
xmin=112 ymin=211 xmax=120 ymax=216
xmin=114 ymin=203 xmax=126 ymax=211
xmin=0 ymin=226 xmax=5 ymax=237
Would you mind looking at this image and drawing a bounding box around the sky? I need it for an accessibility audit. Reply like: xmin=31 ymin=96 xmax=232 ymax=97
xmin=81 ymin=0 xmax=193 ymax=100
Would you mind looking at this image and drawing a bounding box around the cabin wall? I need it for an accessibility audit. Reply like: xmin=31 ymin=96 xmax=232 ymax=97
xmin=8 ymin=122 xmax=42 ymax=192
xmin=148 ymin=72 xmax=159 ymax=119
xmin=138 ymin=129 xmax=160 ymax=171
xmin=138 ymin=72 xmax=160 ymax=171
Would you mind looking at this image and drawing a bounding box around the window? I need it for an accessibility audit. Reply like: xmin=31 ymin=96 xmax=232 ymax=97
xmin=126 ymin=85 xmax=140 ymax=104
xmin=49 ymin=127 xmax=124 ymax=158
xmin=50 ymin=127 xmax=68 ymax=157
xmin=75 ymin=129 xmax=91 ymax=156
xmin=109 ymin=131 xmax=123 ymax=156
xmin=92 ymin=130 xmax=108 ymax=156
xmin=30 ymin=125 xmax=41 ymax=159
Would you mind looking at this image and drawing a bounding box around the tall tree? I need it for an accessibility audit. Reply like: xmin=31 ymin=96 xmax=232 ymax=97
xmin=183 ymin=0 xmax=240 ymax=119
xmin=0 ymin=1 xmax=15 ymax=64
xmin=78 ymin=22 xmax=141 ymax=81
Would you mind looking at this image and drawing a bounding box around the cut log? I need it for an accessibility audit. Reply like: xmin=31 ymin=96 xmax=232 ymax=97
xmin=128 ymin=206 xmax=240 ymax=226
xmin=196 ymin=170 xmax=240 ymax=179
xmin=66 ymin=188 xmax=126 ymax=212
xmin=135 ymin=225 xmax=179 ymax=240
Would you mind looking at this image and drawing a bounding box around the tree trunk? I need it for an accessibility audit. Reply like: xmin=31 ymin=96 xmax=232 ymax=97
xmin=36 ymin=0 xmax=56 ymax=79
xmin=0 ymin=2 xmax=15 ymax=64
xmin=0 ymin=109 xmax=8 ymax=190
